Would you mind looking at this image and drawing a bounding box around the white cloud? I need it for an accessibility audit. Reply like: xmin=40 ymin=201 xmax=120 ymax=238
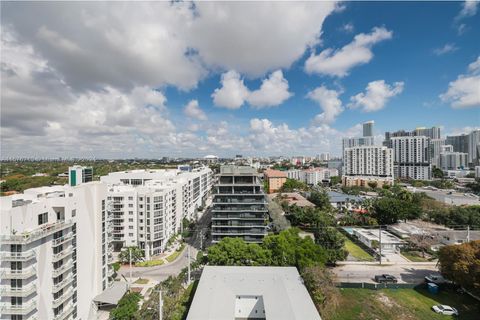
xmin=212 ymin=70 xmax=292 ymax=109
xmin=440 ymin=56 xmax=480 ymax=109
xmin=456 ymin=0 xmax=479 ymax=20
xmin=247 ymin=70 xmax=293 ymax=108
xmin=305 ymin=27 xmax=393 ymax=77
xmin=211 ymin=71 xmax=250 ymax=109
xmin=348 ymin=80 xmax=404 ymax=112
xmin=188 ymin=1 xmax=337 ymax=77
xmin=341 ymin=23 xmax=354 ymax=33
xmin=307 ymin=86 xmax=344 ymax=124
xmin=433 ymin=43 xmax=458 ymax=56
xmin=183 ymin=100 xmax=207 ymax=121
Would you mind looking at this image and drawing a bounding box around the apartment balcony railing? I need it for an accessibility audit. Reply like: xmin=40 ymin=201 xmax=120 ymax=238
xmin=214 ymin=190 xmax=263 ymax=195
xmin=0 ymin=284 xmax=37 ymax=297
xmin=211 ymin=207 xmax=268 ymax=212
xmin=211 ymin=229 xmax=266 ymax=235
xmin=1 ymin=221 xmax=74 ymax=244
xmin=52 ymin=287 xmax=74 ymax=308
xmin=53 ymin=273 xmax=74 ymax=292
xmin=1 ymin=266 xmax=36 ymax=279
xmin=52 ymin=232 xmax=74 ymax=247
xmin=1 ymin=250 xmax=35 ymax=261
xmin=53 ymin=303 xmax=75 ymax=320
xmin=52 ymin=247 xmax=74 ymax=262
xmin=213 ymin=198 xmax=267 ymax=204
xmin=0 ymin=300 xmax=37 ymax=315
xmin=52 ymin=260 xmax=74 ymax=277
xmin=211 ymin=223 xmax=266 ymax=227
xmin=212 ymin=213 xmax=267 ymax=220
xmin=107 ymin=268 xmax=115 ymax=277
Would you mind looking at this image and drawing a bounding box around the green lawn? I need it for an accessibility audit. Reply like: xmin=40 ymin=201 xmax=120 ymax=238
xmin=401 ymin=251 xmax=430 ymax=262
xmin=344 ymin=238 xmax=375 ymax=261
xmin=134 ymin=278 xmax=149 ymax=284
xmin=135 ymin=259 xmax=164 ymax=267
xmin=166 ymin=244 xmax=185 ymax=263
xmin=330 ymin=287 xmax=479 ymax=320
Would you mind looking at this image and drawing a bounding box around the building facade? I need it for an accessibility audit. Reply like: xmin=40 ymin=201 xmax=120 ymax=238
xmin=342 ymin=145 xmax=394 ymax=186
xmin=391 ymin=136 xmax=432 ymax=180
xmin=439 ymin=152 xmax=469 ymax=170
xmin=264 ymin=169 xmax=287 ymax=193
xmin=68 ymin=166 xmax=93 ymax=187
xmin=211 ymin=166 xmax=268 ymax=243
xmin=0 ymin=182 xmax=111 ymax=320
xmin=100 ymin=167 xmax=213 ymax=258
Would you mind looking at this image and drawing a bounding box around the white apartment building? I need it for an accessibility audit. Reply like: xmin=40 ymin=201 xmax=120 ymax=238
xmin=286 ymin=168 xmax=338 ymax=186
xmin=440 ymin=152 xmax=469 ymax=171
xmin=391 ymin=136 xmax=432 ymax=180
xmin=100 ymin=167 xmax=213 ymax=258
xmin=0 ymin=182 xmax=112 ymax=320
xmin=430 ymin=138 xmax=445 ymax=168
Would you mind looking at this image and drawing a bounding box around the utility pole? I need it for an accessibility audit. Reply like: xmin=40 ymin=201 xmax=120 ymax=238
xmin=467 ymin=225 xmax=470 ymax=242
xmin=187 ymin=246 xmax=191 ymax=285
xmin=379 ymin=225 xmax=382 ymax=265
xmin=200 ymin=229 xmax=203 ymax=250
xmin=129 ymin=247 xmax=132 ymax=287
xmin=159 ymin=289 xmax=163 ymax=320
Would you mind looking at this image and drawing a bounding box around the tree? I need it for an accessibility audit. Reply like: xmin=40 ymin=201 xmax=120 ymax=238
xmin=302 ymin=267 xmax=340 ymax=318
xmin=372 ymin=197 xmax=421 ymax=225
xmin=408 ymin=234 xmax=435 ymax=258
xmin=314 ymin=227 xmax=347 ymax=264
xmin=367 ymin=181 xmax=378 ymax=190
xmin=432 ymin=167 xmax=444 ymax=179
xmin=438 ymin=240 xmax=480 ymax=290
xmin=279 ymin=178 xmax=309 ymax=192
xmin=110 ymin=292 xmax=141 ymax=320
xmin=207 ymin=237 xmax=271 ymax=266
xmin=308 ymin=190 xmax=332 ymax=211
xmin=119 ymin=246 xmax=144 ymax=264
xmin=329 ymin=176 xmax=341 ymax=186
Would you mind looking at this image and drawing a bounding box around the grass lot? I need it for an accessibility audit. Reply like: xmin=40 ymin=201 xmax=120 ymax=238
xmin=135 ymin=259 xmax=164 ymax=267
xmin=401 ymin=251 xmax=430 ymax=262
xmin=134 ymin=278 xmax=149 ymax=284
xmin=344 ymin=238 xmax=375 ymax=261
xmin=330 ymin=287 xmax=480 ymax=320
xmin=166 ymin=244 xmax=185 ymax=263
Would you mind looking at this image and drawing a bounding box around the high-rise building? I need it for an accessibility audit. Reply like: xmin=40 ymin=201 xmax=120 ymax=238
xmin=68 ymin=165 xmax=93 ymax=187
xmin=440 ymin=152 xmax=468 ymax=170
xmin=391 ymin=136 xmax=431 ymax=180
xmin=100 ymin=167 xmax=213 ymax=258
xmin=384 ymin=126 xmax=441 ymax=148
xmin=0 ymin=182 xmax=112 ymax=320
xmin=363 ymin=120 xmax=374 ymax=137
xmin=342 ymin=145 xmax=394 ymax=187
xmin=446 ymin=129 xmax=480 ymax=166
xmin=430 ymin=138 xmax=446 ymax=168
xmin=211 ymin=166 xmax=268 ymax=243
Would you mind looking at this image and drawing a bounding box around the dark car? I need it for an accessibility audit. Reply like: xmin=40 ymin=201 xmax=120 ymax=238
xmin=374 ymin=274 xmax=398 ymax=283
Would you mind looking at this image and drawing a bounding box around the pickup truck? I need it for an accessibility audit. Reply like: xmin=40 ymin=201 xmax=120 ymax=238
xmin=374 ymin=274 xmax=398 ymax=283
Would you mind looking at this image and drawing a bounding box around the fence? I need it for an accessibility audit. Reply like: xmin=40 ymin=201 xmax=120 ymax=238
xmin=335 ymin=282 xmax=418 ymax=290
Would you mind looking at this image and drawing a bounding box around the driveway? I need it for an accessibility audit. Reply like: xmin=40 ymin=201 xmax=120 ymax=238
xmin=333 ymin=262 xmax=439 ymax=284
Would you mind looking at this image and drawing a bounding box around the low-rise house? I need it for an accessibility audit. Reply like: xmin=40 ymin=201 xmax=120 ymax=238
xmin=273 ymin=192 xmax=315 ymax=208
xmin=352 ymin=228 xmax=404 ymax=253
xmin=187 ymin=266 xmax=321 ymax=320
xmin=327 ymin=191 xmax=364 ymax=211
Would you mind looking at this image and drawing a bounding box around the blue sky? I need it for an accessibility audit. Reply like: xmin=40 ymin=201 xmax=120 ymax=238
xmin=1 ymin=1 xmax=479 ymax=158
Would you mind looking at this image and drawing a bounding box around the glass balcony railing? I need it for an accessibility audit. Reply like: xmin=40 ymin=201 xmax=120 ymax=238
xmin=53 ymin=273 xmax=74 ymax=292
xmin=1 ymin=266 xmax=36 ymax=279
xmin=52 ymin=247 xmax=74 ymax=262
xmin=0 ymin=300 xmax=37 ymax=315
xmin=53 ymin=302 xmax=75 ymax=320
xmin=1 ymin=250 xmax=35 ymax=261
xmin=0 ymin=284 xmax=37 ymax=297
xmin=0 ymin=221 xmax=74 ymax=244
xmin=52 ymin=233 xmax=73 ymax=246
xmin=52 ymin=260 xmax=74 ymax=277
xmin=211 ymin=229 xmax=266 ymax=235
xmin=52 ymin=287 xmax=74 ymax=308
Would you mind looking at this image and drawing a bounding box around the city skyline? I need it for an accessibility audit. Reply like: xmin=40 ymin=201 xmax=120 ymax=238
xmin=1 ymin=1 xmax=479 ymax=159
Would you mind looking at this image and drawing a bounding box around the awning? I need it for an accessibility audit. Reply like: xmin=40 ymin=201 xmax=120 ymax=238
xmin=93 ymin=281 xmax=128 ymax=306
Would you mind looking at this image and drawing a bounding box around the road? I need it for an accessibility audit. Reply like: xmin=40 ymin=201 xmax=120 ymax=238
xmin=333 ymin=262 xmax=439 ymax=284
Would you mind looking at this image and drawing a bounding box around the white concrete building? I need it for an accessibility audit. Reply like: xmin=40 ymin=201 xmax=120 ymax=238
xmin=100 ymin=167 xmax=213 ymax=258
xmin=68 ymin=166 xmax=93 ymax=187
xmin=475 ymin=166 xmax=480 ymax=178
xmin=0 ymin=182 xmax=112 ymax=320
xmin=352 ymin=228 xmax=404 ymax=253
xmin=440 ymin=151 xmax=468 ymax=170
xmin=430 ymin=138 xmax=445 ymax=168
xmin=286 ymin=168 xmax=338 ymax=185
xmin=391 ymin=136 xmax=432 ymax=180
xmin=187 ymin=266 xmax=321 ymax=320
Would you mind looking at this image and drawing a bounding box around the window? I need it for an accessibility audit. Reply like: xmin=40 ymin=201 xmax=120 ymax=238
xmin=128 ymin=196 xmax=133 ymax=200
xmin=129 ymin=211 xmax=133 ymax=215
xmin=129 ymin=226 xmax=133 ymax=230
xmin=128 ymin=218 xmax=133 ymax=222
xmin=72 ymin=209 xmax=76 ymax=217
xmin=129 ymin=233 xmax=134 ymax=237
xmin=38 ymin=212 xmax=48 ymax=225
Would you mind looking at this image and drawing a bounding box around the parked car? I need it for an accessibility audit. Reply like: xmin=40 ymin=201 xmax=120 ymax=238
xmin=374 ymin=274 xmax=398 ymax=283
xmin=432 ymin=305 xmax=458 ymax=316
xmin=425 ymin=274 xmax=448 ymax=285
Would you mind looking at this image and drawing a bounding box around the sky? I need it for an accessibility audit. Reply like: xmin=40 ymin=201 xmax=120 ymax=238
xmin=1 ymin=1 xmax=479 ymax=159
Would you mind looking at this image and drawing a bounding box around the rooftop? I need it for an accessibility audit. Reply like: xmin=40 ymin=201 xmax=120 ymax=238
xmin=264 ymin=169 xmax=287 ymax=178
xmin=187 ymin=266 xmax=321 ymax=320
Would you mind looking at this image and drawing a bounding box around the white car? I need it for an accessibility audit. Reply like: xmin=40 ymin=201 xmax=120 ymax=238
xmin=432 ymin=305 xmax=458 ymax=316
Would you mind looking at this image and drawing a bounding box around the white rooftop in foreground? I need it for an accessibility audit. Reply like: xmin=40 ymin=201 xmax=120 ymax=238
xmin=187 ymin=266 xmax=321 ymax=320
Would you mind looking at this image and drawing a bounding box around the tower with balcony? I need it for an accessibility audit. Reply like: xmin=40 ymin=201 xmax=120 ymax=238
xmin=211 ymin=165 xmax=268 ymax=243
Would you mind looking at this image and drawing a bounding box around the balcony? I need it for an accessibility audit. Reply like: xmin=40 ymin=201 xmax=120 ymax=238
xmin=211 ymin=229 xmax=266 ymax=235
xmin=53 ymin=303 xmax=75 ymax=320
xmin=0 ymin=284 xmax=37 ymax=297
xmin=211 ymin=206 xmax=268 ymax=212
xmin=52 ymin=260 xmax=74 ymax=277
xmin=52 ymin=233 xmax=73 ymax=247
xmin=1 ymin=266 xmax=36 ymax=279
xmin=108 ymin=267 xmax=115 ymax=277
xmin=52 ymin=247 xmax=74 ymax=262
xmin=212 ymin=213 xmax=267 ymax=220
xmin=53 ymin=273 xmax=74 ymax=292
xmin=1 ymin=221 xmax=74 ymax=244
xmin=1 ymin=250 xmax=35 ymax=261
xmin=52 ymin=287 xmax=74 ymax=308
xmin=0 ymin=300 xmax=37 ymax=315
